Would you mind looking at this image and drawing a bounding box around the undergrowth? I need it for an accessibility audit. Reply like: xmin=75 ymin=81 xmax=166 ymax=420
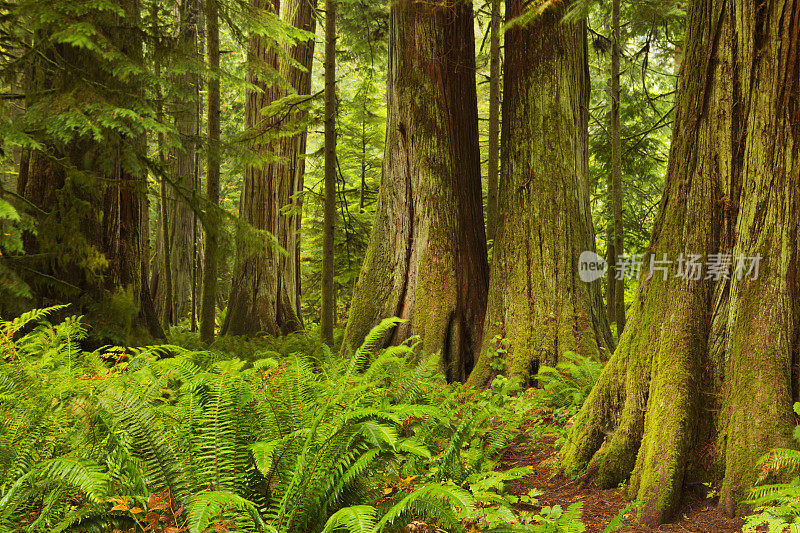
xmin=742 ymin=403 xmax=800 ymax=533
xmin=0 ymin=309 xmax=587 ymax=533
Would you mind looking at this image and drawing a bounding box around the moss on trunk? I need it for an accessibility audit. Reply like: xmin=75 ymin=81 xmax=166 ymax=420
xmin=466 ymin=1 xmax=612 ymax=389
xmin=562 ymin=0 xmax=800 ymax=524
xmin=341 ymin=0 xmax=489 ymax=382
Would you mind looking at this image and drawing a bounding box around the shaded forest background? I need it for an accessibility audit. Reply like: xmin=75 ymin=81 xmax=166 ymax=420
xmin=0 ymin=0 xmax=681 ymax=346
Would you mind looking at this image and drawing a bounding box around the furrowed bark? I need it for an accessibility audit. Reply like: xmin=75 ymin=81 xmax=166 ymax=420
xmin=200 ymin=0 xmax=220 ymax=343
xmin=342 ymin=0 xmax=489 ymax=383
xmin=321 ymin=0 xmax=337 ymax=346
xmin=562 ymin=0 xmax=800 ymax=523
xmin=467 ymin=1 xmax=612 ymax=389
xmin=222 ymin=0 xmax=317 ymax=337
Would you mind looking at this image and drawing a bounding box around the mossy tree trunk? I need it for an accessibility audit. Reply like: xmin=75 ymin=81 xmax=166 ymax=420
xmin=222 ymin=0 xmax=316 ymax=337
xmin=561 ymin=0 xmax=800 ymax=524
xmin=467 ymin=1 xmax=612 ymax=389
xmin=341 ymin=0 xmax=489 ymax=383
xmin=21 ymin=2 xmax=163 ymax=342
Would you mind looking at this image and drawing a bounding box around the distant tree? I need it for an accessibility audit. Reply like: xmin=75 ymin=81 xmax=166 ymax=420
xmin=609 ymin=0 xmax=625 ymax=331
xmin=222 ymin=0 xmax=318 ymax=336
xmin=563 ymin=0 xmax=800 ymax=523
xmin=151 ymin=0 xmax=203 ymax=326
xmin=467 ymin=0 xmax=613 ymax=388
xmin=342 ymin=0 xmax=489 ymax=383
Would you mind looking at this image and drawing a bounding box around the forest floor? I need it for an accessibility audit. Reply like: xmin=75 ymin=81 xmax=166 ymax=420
xmin=503 ymin=436 xmax=745 ymax=533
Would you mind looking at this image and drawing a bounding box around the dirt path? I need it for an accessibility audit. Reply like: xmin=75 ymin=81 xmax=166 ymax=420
xmin=502 ymin=439 xmax=745 ymax=533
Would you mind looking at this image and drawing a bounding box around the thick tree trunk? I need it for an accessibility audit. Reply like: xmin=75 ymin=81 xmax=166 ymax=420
xmin=485 ymin=0 xmax=501 ymax=244
xmin=467 ymin=1 xmax=612 ymax=388
xmin=222 ymin=0 xmax=317 ymax=337
xmin=275 ymin=0 xmax=317 ymax=333
xmin=321 ymin=0 xmax=337 ymax=346
xmin=21 ymin=3 xmax=163 ymax=342
xmin=341 ymin=0 xmax=489 ymax=383
xmin=200 ymin=0 xmax=220 ymax=343
xmin=151 ymin=0 xmax=201 ymax=325
xmin=562 ymin=0 xmax=800 ymax=524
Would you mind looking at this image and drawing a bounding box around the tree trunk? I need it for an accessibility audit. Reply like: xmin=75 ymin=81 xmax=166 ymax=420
xmin=222 ymin=0 xmax=317 ymax=337
xmin=321 ymin=0 xmax=337 ymax=346
xmin=151 ymin=0 xmax=201 ymax=325
xmin=16 ymin=148 xmax=30 ymax=196
xmin=341 ymin=0 xmax=489 ymax=383
xmin=200 ymin=0 xmax=220 ymax=343
xmin=605 ymin=222 xmax=616 ymax=326
xmin=467 ymin=1 xmax=612 ymax=388
xmin=610 ymin=0 xmax=625 ymax=333
xmin=561 ymin=0 xmax=800 ymax=524
xmin=275 ymin=0 xmax=317 ymax=333
xmin=21 ymin=2 xmax=163 ymax=342
xmin=485 ymin=0 xmax=501 ymax=244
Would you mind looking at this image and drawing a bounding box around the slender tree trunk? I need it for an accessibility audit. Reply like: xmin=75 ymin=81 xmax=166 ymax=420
xmin=605 ymin=221 xmax=616 ymax=325
xmin=321 ymin=0 xmax=337 ymax=346
xmin=222 ymin=0 xmax=317 ymax=337
xmin=342 ymin=0 xmax=489 ymax=383
xmin=152 ymin=17 xmax=175 ymax=328
xmin=562 ymin=0 xmax=800 ymax=524
xmin=16 ymin=148 xmax=30 ymax=196
xmin=158 ymin=122 xmax=174 ymax=327
xmin=485 ymin=0 xmax=501 ymax=244
xmin=467 ymin=1 xmax=612 ymax=388
xmin=359 ymin=112 xmax=367 ymax=213
xmin=191 ymin=6 xmax=205 ymax=334
xmin=200 ymin=0 xmax=220 ymax=343
xmin=610 ymin=0 xmax=625 ymax=332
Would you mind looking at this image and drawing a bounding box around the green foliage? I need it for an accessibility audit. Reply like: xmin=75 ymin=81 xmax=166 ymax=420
xmin=0 ymin=309 xmax=588 ymax=533
xmin=0 ymin=198 xmax=30 ymax=305
xmin=534 ymin=352 xmax=603 ymax=415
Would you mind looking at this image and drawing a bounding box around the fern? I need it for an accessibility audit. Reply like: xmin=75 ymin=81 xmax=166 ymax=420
xmin=321 ymin=506 xmax=376 ymax=533
xmin=187 ymin=490 xmax=266 ymax=533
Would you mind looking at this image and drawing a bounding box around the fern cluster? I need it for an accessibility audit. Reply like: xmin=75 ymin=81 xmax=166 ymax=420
xmin=533 ymin=352 xmax=602 ymax=416
xmin=1 ymin=310 xmax=587 ymax=533
xmin=742 ymin=403 xmax=800 ymax=532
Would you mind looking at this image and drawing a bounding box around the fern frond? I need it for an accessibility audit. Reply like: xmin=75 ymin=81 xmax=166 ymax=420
xmin=187 ymin=491 xmax=265 ymax=533
xmin=350 ymin=318 xmax=404 ymax=376
xmin=756 ymin=448 xmax=800 ymax=483
xmin=320 ymin=505 xmax=376 ymax=533
xmin=0 ymin=305 xmax=70 ymax=336
xmin=747 ymin=483 xmax=800 ymax=503
xmin=375 ymin=483 xmax=474 ymax=533
xmin=39 ymin=457 xmax=108 ymax=502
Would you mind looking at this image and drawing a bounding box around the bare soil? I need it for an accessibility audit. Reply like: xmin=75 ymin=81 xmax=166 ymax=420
xmin=502 ymin=437 xmax=745 ymax=533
